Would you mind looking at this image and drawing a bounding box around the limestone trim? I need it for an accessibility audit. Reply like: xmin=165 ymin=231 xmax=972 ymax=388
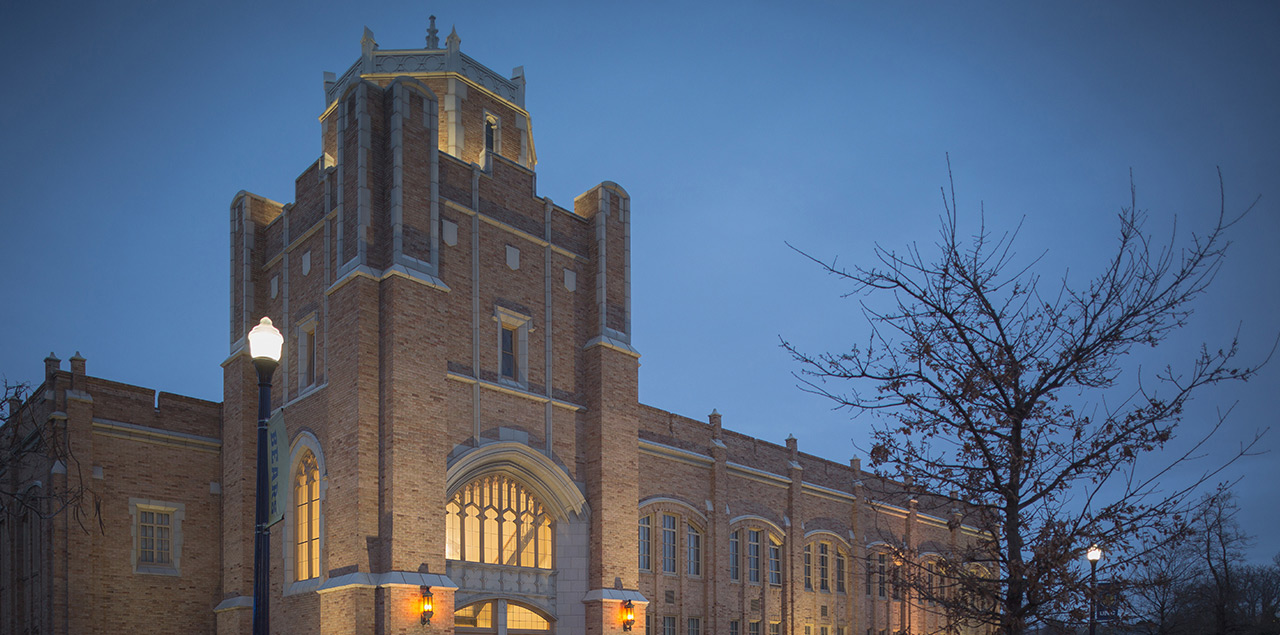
xmin=639 ymin=497 xmax=710 ymax=528
xmin=128 ymin=498 xmax=185 ymax=576
xmin=728 ymin=515 xmax=787 ymax=538
xmin=213 ymin=596 xmax=253 ymax=612
xmin=92 ymin=418 xmax=221 ymax=454
xmin=583 ymin=335 xmax=640 ymax=357
xmin=802 ymin=530 xmax=852 ymax=552
xmin=444 ymin=371 xmax=584 ymax=412
xmin=726 ymin=461 xmax=790 ymax=488
xmin=324 ymin=263 xmax=450 ymax=298
xmin=442 ymin=199 xmax=590 ymax=262
xmin=638 ymin=439 xmax=712 ymax=468
xmin=581 ymin=589 xmax=648 ymax=603
xmin=446 ymin=442 xmax=587 ymax=522
xmin=316 ymin=571 xmax=458 ymax=594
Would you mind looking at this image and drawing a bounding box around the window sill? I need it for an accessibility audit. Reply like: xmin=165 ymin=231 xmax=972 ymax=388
xmin=285 ymin=577 xmax=322 ymax=596
xmin=134 ymin=564 xmax=179 ymax=577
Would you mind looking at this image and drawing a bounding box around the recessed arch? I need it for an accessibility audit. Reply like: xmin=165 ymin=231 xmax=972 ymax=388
xmin=639 ymin=496 xmax=708 ymax=528
xmin=447 ymin=442 xmax=586 ymax=522
xmin=729 ymin=514 xmax=786 ymax=537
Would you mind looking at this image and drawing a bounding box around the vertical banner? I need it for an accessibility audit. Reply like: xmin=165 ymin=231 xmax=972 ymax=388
xmin=267 ymin=409 xmax=286 ymax=527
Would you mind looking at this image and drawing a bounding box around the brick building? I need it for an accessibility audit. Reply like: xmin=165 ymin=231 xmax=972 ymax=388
xmin=1 ymin=21 xmax=982 ymax=635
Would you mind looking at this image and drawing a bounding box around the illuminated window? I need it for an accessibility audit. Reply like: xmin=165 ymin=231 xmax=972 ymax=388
xmin=729 ymin=530 xmax=740 ymax=580
xmin=686 ymin=523 xmax=702 ymax=576
xmin=662 ymin=514 xmax=677 ymax=574
xmin=294 ymin=450 xmax=321 ymax=581
xmin=639 ymin=516 xmax=651 ymax=571
xmin=445 ymin=474 xmax=552 ymax=569
xmin=747 ymin=529 xmax=761 ymax=583
xmin=506 ymin=603 xmax=550 ymax=630
xmin=819 ymin=543 xmax=829 ymax=591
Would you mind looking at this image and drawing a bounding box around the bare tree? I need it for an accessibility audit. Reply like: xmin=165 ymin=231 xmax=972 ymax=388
xmin=0 ymin=379 xmax=98 ymax=530
xmin=784 ymin=164 xmax=1269 ymax=634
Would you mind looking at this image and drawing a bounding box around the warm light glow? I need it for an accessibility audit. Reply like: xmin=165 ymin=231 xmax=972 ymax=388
xmin=247 ymin=317 xmax=284 ymax=362
xmin=420 ymin=586 xmax=434 ymax=626
xmin=1086 ymin=544 xmax=1103 ymax=562
xmin=622 ymin=600 xmax=635 ymax=631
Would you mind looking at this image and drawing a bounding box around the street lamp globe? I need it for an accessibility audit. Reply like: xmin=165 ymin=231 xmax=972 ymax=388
xmin=1086 ymin=544 xmax=1103 ymax=562
xmin=247 ymin=317 xmax=283 ymax=362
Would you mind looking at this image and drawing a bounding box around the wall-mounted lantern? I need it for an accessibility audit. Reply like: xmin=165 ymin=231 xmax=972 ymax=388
xmin=420 ymin=586 xmax=434 ymax=626
xmin=622 ymin=599 xmax=635 ymax=631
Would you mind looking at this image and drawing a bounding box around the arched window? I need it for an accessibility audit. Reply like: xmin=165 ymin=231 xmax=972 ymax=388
xmin=294 ymin=450 xmax=320 ymax=581
xmin=484 ymin=114 xmax=500 ymax=154
xmin=455 ymin=600 xmax=551 ymax=634
xmin=445 ymin=474 xmax=553 ymax=569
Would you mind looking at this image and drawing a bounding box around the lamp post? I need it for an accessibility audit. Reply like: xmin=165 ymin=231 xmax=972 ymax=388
xmin=248 ymin=317 xmax=283 ymax=635
xmin=1087 ymin=544 xmax=1103 ymax=635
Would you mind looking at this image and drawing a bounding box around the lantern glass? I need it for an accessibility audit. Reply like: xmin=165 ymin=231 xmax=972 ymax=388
xmin=247 ymin=317 xmax=284 ymax=362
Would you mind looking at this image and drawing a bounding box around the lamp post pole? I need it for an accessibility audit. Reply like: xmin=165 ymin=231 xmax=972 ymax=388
xmin=248 ymin=317 xmax=283 ymax=635
xmin=1087 ymin=544 xmax=1103 ymax=635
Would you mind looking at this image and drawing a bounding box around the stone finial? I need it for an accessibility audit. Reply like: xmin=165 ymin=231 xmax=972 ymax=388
xmin=785 ymin=434 xmax=797 ymax=452
xmin=445 ymin=26 xmax=461 ymax=53
xmin=850 ymin=457 xmax=861 ymax=474
xmin=426 ymin=15 xmax=440 ymax=48
xmin=361 ymin=26 xmax=378 ymax=57
xmin=70 ymin=351 xmax=86 ymax=376
xmin=709 ymin=409 xmax=722 ymax=438
xmin=44 ymin=352 xmax=60 ymax=380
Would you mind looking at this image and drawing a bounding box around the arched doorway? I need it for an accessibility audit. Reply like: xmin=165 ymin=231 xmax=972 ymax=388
xmin=455 ymin=599 xmax=553 ymax=634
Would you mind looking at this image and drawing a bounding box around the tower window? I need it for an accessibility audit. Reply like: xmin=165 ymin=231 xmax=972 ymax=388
xmin=501 ymin=325 xmax=517 ymax=379
xmin=484 ymin=112 xmax=501 ymax=154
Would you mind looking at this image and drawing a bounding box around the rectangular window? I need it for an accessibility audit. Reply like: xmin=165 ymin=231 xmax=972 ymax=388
xmin=748 ymin=529 xmax=761 ymax=583
xmin=878 ymin=554 xmax=886 ymax=598
xmin=804 ymin=544 xmax=812 ymax=590
xmin=770 ymin=623 xmax=780 ymax=635
xmin=749 ymin=621 xmax=761 ymax=635
xmin=836 ymin=553 xmax=846 ymax=593
xmin=821 ymin=628 xmax=829 ymax=635
xmin=730 ymin=621 xmax=739 ymax=635
xmin=769 ymin=542 xmax=782 ymax=585
xmin=687 ymin=524 xmax=701 ymax=576
xmin=865 ymin=555 xmax=873 ymax=596
xmin=501 ymin=325 xmax=517 ymax=379
xmin=892 ymin=564 xmax=901 ymax=600
xmin=730 ymin=530 xmax=740 ymax=581
xmin=688 ymin=618 xmax=701 ymax=635
xmin=925 ymin=562 xmax=935 ymax=605
xmin=662 ymin=514 xmax=677 ymax=574
xmin=639 ymin=516 xmax=651 ymax=571
xmin=819 ymin=543 xmax=830 ymax=591
xmin=805 ymin=626 xmax=812 ymax=635
xmin=138 ymin=510 xmax=171 ymax=565
xmin=663 ymin=616 xmax=676 ymax=635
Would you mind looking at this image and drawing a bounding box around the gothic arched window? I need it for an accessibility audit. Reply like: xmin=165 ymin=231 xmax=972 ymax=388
xmin=294 ymin=450 xmax=321 ymax=581
xmin=446 ymin=474 xmax=553 ymax=569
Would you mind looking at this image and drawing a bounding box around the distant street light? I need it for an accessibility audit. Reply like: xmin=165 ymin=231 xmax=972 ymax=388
xmin=248 ymin=317 xmax=283 ymax=635
xmin=1087 ymin=544 xmax=1103 ymax=635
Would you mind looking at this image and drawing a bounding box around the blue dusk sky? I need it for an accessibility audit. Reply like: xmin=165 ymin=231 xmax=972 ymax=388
xmin=1 ymin=2 xmax=1277 ymax=562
